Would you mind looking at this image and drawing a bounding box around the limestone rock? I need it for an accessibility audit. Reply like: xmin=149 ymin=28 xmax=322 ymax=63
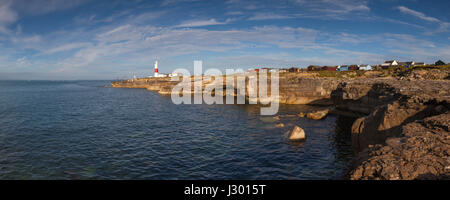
xmin=298 ymin=112 xmax=305 ymax=117
xmin=289 ymin=126 xmax=306 ymax=141
xmin=306 ymin=109 xmax=329 ymax=120
xmin=276 ymin=123 xmax=284 ymax=128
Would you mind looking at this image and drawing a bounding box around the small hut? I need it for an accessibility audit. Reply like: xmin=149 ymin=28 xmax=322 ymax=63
xmin=358 ymin=64 xmax=372 ymax=70
xmin=349 ymin=65 xmax=359 ymax=70
xmin=307 ymin=65 xmax=321 ymax=71
xmin=337 ymin=65 xmax=349 ymax=71
xmin=289 ymin=67 xmax=301 ymax=72
xmin=321 ymin=66 xmax=337 ymax=71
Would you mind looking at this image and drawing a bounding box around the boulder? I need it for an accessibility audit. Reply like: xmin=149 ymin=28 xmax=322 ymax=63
xmin=306 ymin=109 xmax=329 ymax=120
xmin=289 ymin=126 xmax=306 ymax=141
xmin=276 ymin=123 xmax=285 ymax=128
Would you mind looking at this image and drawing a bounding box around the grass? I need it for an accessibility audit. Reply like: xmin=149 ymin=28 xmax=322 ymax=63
xmin=314 ymin=70 xmax=367 ymax=78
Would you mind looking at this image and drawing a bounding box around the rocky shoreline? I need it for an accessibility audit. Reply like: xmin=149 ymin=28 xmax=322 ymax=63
xmin=111 ymin=69 xmax=450 ymax=180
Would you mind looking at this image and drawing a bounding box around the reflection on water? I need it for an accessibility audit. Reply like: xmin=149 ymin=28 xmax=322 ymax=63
xmin=0 ymin=80 xmax=354 ymax=179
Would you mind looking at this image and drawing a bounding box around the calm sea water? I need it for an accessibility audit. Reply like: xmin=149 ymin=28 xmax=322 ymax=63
xmin=0 ymin=80 xmax=354 ymax=179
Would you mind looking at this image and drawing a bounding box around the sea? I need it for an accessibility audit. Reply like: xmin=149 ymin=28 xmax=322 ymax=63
xmin=0 ymin=80 xmax=355 ymax=179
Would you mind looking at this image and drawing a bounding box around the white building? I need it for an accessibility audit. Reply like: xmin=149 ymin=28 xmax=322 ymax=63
xmin=381 ymin=60 xmax=398 ymax=67
xmin=358 ymin=64 xmax=372 ymax=70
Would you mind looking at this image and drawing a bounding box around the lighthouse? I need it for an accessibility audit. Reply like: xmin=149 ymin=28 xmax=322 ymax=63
xmin=154 ymin=60 xmax=159 ymax=77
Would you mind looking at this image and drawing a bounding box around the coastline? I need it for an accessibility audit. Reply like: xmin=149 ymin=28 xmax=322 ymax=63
xmin=111 ymin=69 xmax=450 ymax=180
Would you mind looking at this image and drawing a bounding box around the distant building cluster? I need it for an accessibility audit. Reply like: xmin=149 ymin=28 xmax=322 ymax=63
xmin=245 ymin=59 xmax=447 ymax=73
xmin=131 ymin=59 xmax=448 ymax=80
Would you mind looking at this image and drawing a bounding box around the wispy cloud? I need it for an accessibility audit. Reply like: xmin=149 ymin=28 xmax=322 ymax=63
xmin=43 ymin=42 xmax=92 ymax=55
xmin=0 ymin=1 xmax=18 ymax=34
xmin=294 ymin=0 xmax=370 ymax=13
xmin=397 ymin=6 xmax=449 ymax=34
xmin=248 ymin=13 xmax=292 ymax=21
xmin=11 ymin=0 xmax=91 ymax=15
xmin=161 ymin=0 xmax=200 ymax=6
xmin=175 ymin=19 xmax=230 ymax=28
xmin=397 ymin=6 xmax=439 ymax=23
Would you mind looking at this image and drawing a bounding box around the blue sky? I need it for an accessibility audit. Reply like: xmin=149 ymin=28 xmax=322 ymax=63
xmin=0 ymin=0 xmax=449 ymax=80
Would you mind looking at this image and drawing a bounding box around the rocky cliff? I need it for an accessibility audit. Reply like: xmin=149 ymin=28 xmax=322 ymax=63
xmin=336 ymin=79 xmax=450 ymax=179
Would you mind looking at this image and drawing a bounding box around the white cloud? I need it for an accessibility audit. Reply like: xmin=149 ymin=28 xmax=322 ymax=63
xmin=43 ymin=42 xmax=92 ymax=55
xmin=294 ymin=0 xmax=370 ymax=13
xmin=0 ymin=1 xmax=18 ymax=34
xmin=16 ymin=56 xmax=27 ymax=65
xmin=397 ymin=6 xmax=439 ymax=23
xmin=175 ymin=19 xmax=230 ymax=28
xmin=11 ymin=0 xmax=91 ymax=15
xmin=11 ymin=35 xmax=41 ymax=44
xmin=161 ymin=0 xmax=200 ymax=6
xmin=0 ymin=0 xmax=90 ymax=34
xmin=248 ymin=13 xmax=292 ymax=21
xmin=397 ymin=6 xmax=449 ymax=34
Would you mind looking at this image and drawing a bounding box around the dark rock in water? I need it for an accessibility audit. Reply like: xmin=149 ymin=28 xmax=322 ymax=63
xmin=289 ymin=126 xmax=306 ymax=141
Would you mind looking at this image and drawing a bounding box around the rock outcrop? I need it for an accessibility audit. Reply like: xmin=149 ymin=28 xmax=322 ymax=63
xmin=350 ymin=112 xmax=450 ymax=180
xmin=333 ymin=79 xmax=450 ymax=179
xmin=289 ymin=126 xmax=306 ymax=141
xmin=306 ymin=109 xmax=329 ymax=120
xmin=112 ymin=74 xmax=342 ymax=105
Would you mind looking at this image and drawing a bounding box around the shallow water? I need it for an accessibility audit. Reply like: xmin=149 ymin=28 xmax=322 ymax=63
xmin=0 ymin=80 xmax=354 ymax=179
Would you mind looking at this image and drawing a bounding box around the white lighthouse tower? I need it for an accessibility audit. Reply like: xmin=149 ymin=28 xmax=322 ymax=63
xmin=154 ymin=60 xmax=159 ymax=77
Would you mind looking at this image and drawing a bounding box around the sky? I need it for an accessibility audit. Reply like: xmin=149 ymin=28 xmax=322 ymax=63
xmin=0 ymin=0 xmax=449 ymax=80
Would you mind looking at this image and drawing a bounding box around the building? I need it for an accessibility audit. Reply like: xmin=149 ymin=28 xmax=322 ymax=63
xmin=381 ymin=60 xmax=399 ymax=69
xmin=289 ymin=67 xmax=301 ymax=72
xmin=435 ymin=60 xmax=446 ymax=66
xmin=337 ymin=65 xmax=349 ymax=71
xmin=169 ymin=72 xmax=183 ymax=77
xmin=152 ymin=60 xmax=169 ymax=77
xmin=358 ymin=64 xmax=372 ymax=70
xmin=385 ymin=60 xmax=399 ymax=66
xmin=349 ymin=65 xmax=359 ymax=70
xmin=398 ymin=61 xmax=414 ymax=67
xmin=306 ymin=65 xmax=321 ymax=71
xmin=321 ymin=66 xmax=337 ymax=71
